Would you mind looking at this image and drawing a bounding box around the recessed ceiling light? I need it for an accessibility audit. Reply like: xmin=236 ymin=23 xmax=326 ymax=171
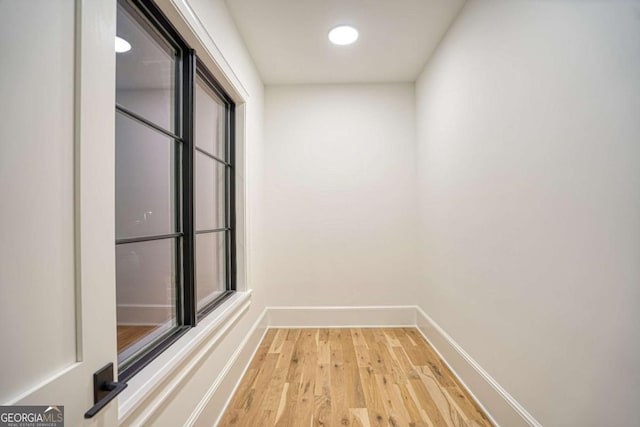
xmin=115 ymin=36 xmax=131 ymax=53
xmin=328 ymin=25 xmax=358 ymax=46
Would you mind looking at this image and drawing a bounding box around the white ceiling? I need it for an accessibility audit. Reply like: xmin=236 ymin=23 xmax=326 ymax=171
xmin=224 ymin=0 xmax=466 ymax=84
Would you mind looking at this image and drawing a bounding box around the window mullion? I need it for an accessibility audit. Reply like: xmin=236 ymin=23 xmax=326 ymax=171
xmin=228 ymin=103 xmax=236 ymax=291
xmin=181 ymin=48 xmax=197 ymax=327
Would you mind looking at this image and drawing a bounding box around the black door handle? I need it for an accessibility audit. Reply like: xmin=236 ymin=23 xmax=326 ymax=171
xmin=84 ymin=363 xmax=128 ymax=419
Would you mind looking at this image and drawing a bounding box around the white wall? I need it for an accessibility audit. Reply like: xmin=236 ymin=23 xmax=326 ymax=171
xmin=415 ymin=1 xmax=640 ymax=426
xmin=0 ymin=0 xmax=77 ymax=403
xmin=260 ymin=84 xmax=420 ymax=306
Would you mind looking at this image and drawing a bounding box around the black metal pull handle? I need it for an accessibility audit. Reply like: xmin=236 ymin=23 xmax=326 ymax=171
xmin=84 ymin=362 xmax=128 ymax=419
xmin=84 ymin=381 xmax=127 ymax=418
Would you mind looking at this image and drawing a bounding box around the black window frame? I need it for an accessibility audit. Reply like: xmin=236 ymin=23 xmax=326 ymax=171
xmin=115 ymin=0 xmax=236 ymax=382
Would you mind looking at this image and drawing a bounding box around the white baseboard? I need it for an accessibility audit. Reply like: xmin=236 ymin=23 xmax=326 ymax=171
xmin=117 ymin=303 xmax=173 ymax=325
xmin=184 ymin=304 xmax=540 ymax=427
xmin=415 ymin=306 xmax=542 ymax=427
xmin=267 ymin=305 xmax=416 ymax=328
xmin=187 ymin=308 xmax=268 ymax=427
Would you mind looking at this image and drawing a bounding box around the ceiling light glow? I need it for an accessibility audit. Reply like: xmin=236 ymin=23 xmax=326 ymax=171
xmin=328 ymin=25 xmax=358 ymax=45
xmin=115 ymin=36 xmax=131 ymax=53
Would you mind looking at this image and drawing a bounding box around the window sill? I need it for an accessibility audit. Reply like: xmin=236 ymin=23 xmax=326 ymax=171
xmin=117 ymin=290 xmax=252 ymax=422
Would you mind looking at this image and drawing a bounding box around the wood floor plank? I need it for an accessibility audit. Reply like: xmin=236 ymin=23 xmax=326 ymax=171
xmin=445 ymin=385 xmax=493 ymax=426
xmin=408 ymin=377 xmax=452 ymax=427
xmin=329 ymin=329 xmax=350 ymax=426
xmin=274 ymin=381 xmax=297 ymax=427
xmin=351 ymin=328 xmax=369 ymax=348
xmin=314 ymin=329 xmax=331 ymax=423
xmin=259 ymin=340 xmax=294 ymax=423
xmin=354 ymin=344 xmax=372 ymax=369
xmin=340 ymin=329 xmax=367 ymax=408
xmin=313 ymin=390 xmax=331 ymax=426
xmin=382 ymin=328 xmax=402 ymax=348
xmin=268 ymin=329 xmax=287 ymax=354
xmin=392 ymin=346 xmax=420 ymax=380
xmin=350 ymin=408 xmax=372 ymax=427
xmin=374 ymin=373 xmax=411 ymax=427
xmin=397 ymin=382 xmax=430 ymax=426
xmin=240 ymin=353 xmax=279 ymax=424
xmin=219 ymin=328 xmax=494 ymax=427
xmin=417 ymin=366 xmax=467 ymax=427
xmin=364 ymin=333 xmax=392 ymax=375
xmin=250 ymin=329 xmax=278 ymax=368
xmin=291 ymin=329 xmax=317 ymax=426
xmin=360 ymin=367 xmax=389 ymax=427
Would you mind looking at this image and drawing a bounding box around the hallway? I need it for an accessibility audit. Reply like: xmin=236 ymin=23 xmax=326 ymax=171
xmin=2 ymin=0 xmax=639 ymax=425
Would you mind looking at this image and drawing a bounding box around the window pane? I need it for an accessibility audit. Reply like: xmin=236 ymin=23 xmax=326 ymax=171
xmin=116 ymin=113 xmax=178 ymax=240
xmin=116 ymin=238 xmax=178 ymax=363
xmin=195 ymin=152 xmax=225 ymax=231
xmin=116 ymin=1 xmax=176 ymax=133
xmin=195 ymin=75 xmax=226 ymax=159
xmin=196 ymin=232 xmax=226 ymax=311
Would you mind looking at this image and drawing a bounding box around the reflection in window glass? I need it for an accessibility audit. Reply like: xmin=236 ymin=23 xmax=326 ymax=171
xmin=196 ymin=232 xmax=226 ymax=311
xmin=193 ymin=66 xmax=232 ymax=317
xmin=115 ymin=113 xmax=177 ymax=240
xmin=195 ymin=151 xmax=226 ymax=231
xmin=195 ymin=75 xmax=226 ymax=159
xmin=116 ymin=238 xmax=177 ymax=364
xmin=116 ymin=1 xmax=177 ymax=133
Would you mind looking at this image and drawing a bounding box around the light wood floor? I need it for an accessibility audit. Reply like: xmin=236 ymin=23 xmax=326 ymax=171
xmin=116 ymin=325 xmax=156 ymax=353
xmin=219 ymin=328 xmax=493 ymax=427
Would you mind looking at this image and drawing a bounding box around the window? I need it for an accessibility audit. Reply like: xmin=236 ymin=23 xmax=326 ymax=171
xmin=115 ymin=0 xmax=235 ymax=380
xmin=194 ymin=64 xmax=236 ymax=315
